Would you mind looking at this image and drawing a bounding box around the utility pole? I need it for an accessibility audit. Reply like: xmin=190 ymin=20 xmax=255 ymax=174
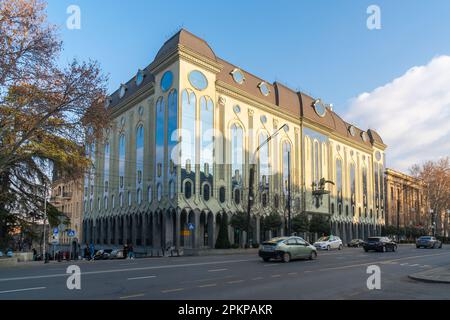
xmin=246 ymin=124 xmax=287 ymax=247
xmin=43 ymin=183 xmax=48 ymax=263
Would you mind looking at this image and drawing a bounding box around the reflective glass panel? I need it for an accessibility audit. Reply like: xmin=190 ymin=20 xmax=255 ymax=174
xmin=161 ymin=71 xmax=173 ymax=92
xmin=189 ymin=70 xmax=208 ymax=90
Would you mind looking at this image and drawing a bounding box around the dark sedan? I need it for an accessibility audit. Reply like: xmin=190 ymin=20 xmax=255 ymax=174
xmin=416 ymin=236 xmax=442 ymax=249
xmin=363 ymin=237 xmax=397 ymax=252
xmin=347 ymin=239 xmax=365 ymax=247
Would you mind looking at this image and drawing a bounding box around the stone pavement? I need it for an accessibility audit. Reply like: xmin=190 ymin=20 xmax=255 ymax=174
xmin=409 ymin=265 xmax=450 ymax=283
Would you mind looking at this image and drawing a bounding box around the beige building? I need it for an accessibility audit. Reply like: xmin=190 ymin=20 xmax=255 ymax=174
xmin=50 ymin=177 xmax=83 ymax=245
xmin=82 ymin=29 xmax=387 ymax=250
xmin=385 ymin=168 xmax=429 ymax=231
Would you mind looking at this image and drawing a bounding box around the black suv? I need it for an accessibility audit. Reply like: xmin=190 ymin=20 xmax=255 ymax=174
xmin=363 ymin=237 xmax=397 ymax=252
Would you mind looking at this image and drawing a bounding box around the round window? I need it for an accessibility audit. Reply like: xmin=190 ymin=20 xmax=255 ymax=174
xmin=375 ymin=151 xmax=382 ymax=161
xmin=188 ymin=70 xmax=208 ymax=90
xmin=231 ymin=69 xmax=245 ymax=84
xmin=259 ymin=82 xmax=270 ymax=96
xmin=233 ymin=105 xmax=241 ymax=114
xmin=260 ymin=115 xmax=267 ymax=124
xmin=313 ymin=99 xmax=327 ymax=117
xmin=160 ymin=70 xmax=173 ymax=92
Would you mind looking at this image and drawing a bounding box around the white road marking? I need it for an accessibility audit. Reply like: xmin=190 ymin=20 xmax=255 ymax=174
xmin=288 ymin=272 xmax=298 ymax=275
xmin=161 ymin=288 xmax=184 ymax=293
xmin=198 ymin=283 xmax=217 ymax=288
xmin=127 ymin=275 xmax=156 ymax=281
xmin=263 ymin=264 xmax=279 ymax=267
xmin=0 ymin=287 xmax=46 ymax=295
xmin=0 ymin=258 xmax=255 ymax=282
xmin=208 ymin=268 xmax=228 ymax=272
xmin=252 ymin=277 xmax=264 ymax=280
xmin=119 ymin=293 xmax=145 ymax=299
xmin=400 ymin=263 xmax=409 ymax=266
xmin=409 ymin=264 xmax=419 ymax=267
xmin=227 ymin=280 xmax=244 ymax=284
xmin=271 ymin=274 xmax=281 ymax=278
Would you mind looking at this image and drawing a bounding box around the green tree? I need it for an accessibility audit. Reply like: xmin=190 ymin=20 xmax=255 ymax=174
xmin=291 ymin=214 xmax=309 ymax=234
xmin=215 ymin=214 xmax=231 ymax=249
xmin=0 ymin=0 xmax=107 ymax=247
xmin=229 ymin=211 xmax=250 ymax=247
xmin=309 ymin=214 xmax=330 ymax=235
xmin=262 ymin=212 xmax=282 ymax=233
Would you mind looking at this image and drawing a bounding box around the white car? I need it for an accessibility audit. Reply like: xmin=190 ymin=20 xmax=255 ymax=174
xmin=313 ymin=235 xmax=343 ymax=250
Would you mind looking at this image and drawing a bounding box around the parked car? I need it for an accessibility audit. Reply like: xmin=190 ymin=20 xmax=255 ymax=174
xmin=313 ymin=235 xmax=343 ymax=250
xmin=363 ymin=237 xmax=397 ymax=252
xmin=258 ymin=236 xmax=317 ymax=263
xmin=416 ymin=236 xmax=442 ymax=249
xmin=109 ymin=249 xmax=125 ymax=259
xmin=347 ymin=239 xmax=365 ymax=248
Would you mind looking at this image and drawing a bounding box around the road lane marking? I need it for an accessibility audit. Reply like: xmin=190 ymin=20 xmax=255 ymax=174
xmin=198 ymin=283 xmax=217 ymax=288
xmin=409 ymin=264 xmax=419 ymax=267
xmin=0 ymin=287 xmax=46 ymax=294
xmin=263 ymin=264 xmax=279 ymax=267
xmin=271 ymin=274 xmax=281 ymax=278
xmin=252 ymin=277 xmax=264 ymax=280
xmin=304 ymin=271 xmax=313 ymax=273
xmin=119 ymin=293 xmax=145 ymax=299
xmin=318 ymin=253 xmax=449 ymax=272
xmin=162 ymin=288 xmax=185 ymax=293
xmin=127 ymin=275 xmax=156 ymax=281
xmin=288 ymin=272 xmax=298 ymax=275
xmin=227 ymin=280 xmax=244 ymax=284
xmin=400 ymin=263 xmax=409 ymax=266
xmin=208 ymin=268 xmax=228 ymax=272
xmin=0 ymin=258 xmax=255 ymax=282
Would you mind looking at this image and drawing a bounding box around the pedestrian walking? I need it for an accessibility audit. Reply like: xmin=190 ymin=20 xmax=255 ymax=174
xmin=127 ymin=243 xmax=135 ymax=259
xmin=123 ymin=243 xmax=128 ymax=259
xmin=89 ymin=243 xmax=95 ymax=261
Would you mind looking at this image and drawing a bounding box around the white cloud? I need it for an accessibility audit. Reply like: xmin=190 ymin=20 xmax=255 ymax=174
xmin=345 ymin=55 xmax=450 ymax=173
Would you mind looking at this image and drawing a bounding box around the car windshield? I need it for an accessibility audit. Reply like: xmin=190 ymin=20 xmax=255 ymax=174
xmin=317 ymin=236 xmax=330 ymax=242
xmin=419 ymin=236 xmax=432 ymax=240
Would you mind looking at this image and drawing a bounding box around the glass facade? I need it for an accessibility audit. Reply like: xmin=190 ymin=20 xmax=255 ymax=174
xmin=282 ymin=141 xmax=291 ymax=197
xmin=231 ymin=124 xmax=244 ymax=202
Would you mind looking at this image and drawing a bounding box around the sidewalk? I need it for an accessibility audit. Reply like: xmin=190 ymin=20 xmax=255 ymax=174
xmin=409 ymin=265 xmax=450 ymax=284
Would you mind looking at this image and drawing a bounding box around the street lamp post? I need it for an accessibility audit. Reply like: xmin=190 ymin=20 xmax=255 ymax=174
xmin=430 ymin=209 xmax=435 ymax=237
xmin=246 ymin=124 xmax=287 ymax=246
xmin=43 ymin=183 xmax=48 ymax=263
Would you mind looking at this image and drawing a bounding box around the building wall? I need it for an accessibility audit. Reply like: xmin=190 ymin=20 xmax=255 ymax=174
xmin=82 ymin=32 xmax=387 ymax=249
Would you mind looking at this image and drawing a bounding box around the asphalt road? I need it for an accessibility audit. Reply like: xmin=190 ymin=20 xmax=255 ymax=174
xmin=0 ymin=244 xmax=449 ymax=300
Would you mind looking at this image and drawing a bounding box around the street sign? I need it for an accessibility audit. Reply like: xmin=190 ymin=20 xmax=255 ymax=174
xmin=67 ymin=229 xmax=76 ymax=237
xmin=51 ymin=233 xmax=59 ymax=244
xmin=53 ymin=227 xmax=59 ymax=235
xmin=188 ymin=223 xmax=195 ymax=231
xmin=181 ymin=230 xmax=191 ymax=236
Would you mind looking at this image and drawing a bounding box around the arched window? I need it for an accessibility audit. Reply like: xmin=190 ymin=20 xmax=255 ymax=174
xmin=119 ymin=134 xmax=126 ymax=190
xmin=137 ymin=188 xmax=142 ymax=205
xmin=282 ymin=141 xmax=291 ymax=197
xmin=203 ymin=184 xmax=210 ymax=202
xmin=104 ymin=196 xmax=108 ymax=210
xmin=184 ymin=181 xmax=192 ymax=199
xmin=157 ymin=183 xmax=162 ymax=202
xmin=313 ymin=140 xmax=320 ymax=184
xmin=234 ymin=188 xmax=241 ymax=205
xmin=262 ymin=193 xmax=268 ymax=207
xmin=231 ymin=124 xmax=244 ymax=191
xmin=128 ymin=191 xmax=132 ymax=206
xmin=119 ymin=192 xmax=123 ymax=208
xmin=147 ymin=186 xmax=152 ymax=203
xmin=219 ymin=187 xmax=226 ymax=203
xmin=259 ymin=132 xmax=270 ymax=193
xmin=379 ymin=164 xmax=384 ymax=206
xmin=374 ymin=162 xmax=379 ymax=205
xmin=168 ymin=89 xmax=178 ymax=178
xmin=336 ymin=158 xmax=342 ymax=202
xmin=169 ymin=181 xmax=175 ymax=200
xmin=350 ymin=163 xmax=356 ymax=202
xmin=331 ymin=203 xmax=335 ymax=214
xmin=362 ymin=166 xmax=368 ymax=206
xmin=155 ymin=97 xmax=165 ymax=181
xmin=200 ymin=96 xmax=214 ymax=177
xmin=181 ymin=90 xmax=196 ymax=173
xmin=104 ymin=142 xmax=110 ymax=193
xmin=136 ymin=125 xmax=144 ymax=187
xmin=111 ymin=195 xmax=115 ymax=209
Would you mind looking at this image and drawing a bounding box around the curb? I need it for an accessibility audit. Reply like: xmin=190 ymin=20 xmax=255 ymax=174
xmin=408 ymin=274 xmax=450 ymax=284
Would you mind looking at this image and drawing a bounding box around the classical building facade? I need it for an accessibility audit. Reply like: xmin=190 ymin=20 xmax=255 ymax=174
xmin=50 ymin=177 xmax=83 ymax=245
xmin=385 ymin=168 xmax=430 ymax=232
xmin=82 ymin=29 xmax=387 ymax=249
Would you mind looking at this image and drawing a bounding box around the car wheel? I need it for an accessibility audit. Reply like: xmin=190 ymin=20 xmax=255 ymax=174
xmin=309 ymin=251 xmax=317 ymax=260
xmin=338 ymin=244 xmax=343 ymax=250
xmin=262 ymin=257 xmax=270 ymax=262
xmin=282 ymin=252 xmax=291 ymax=263
xmin=327 ymin=245 xmax=331 ymax=251
xmin=364 ymin=249 xmax=368 ymax=252
xmin=416 ymin=245 xmax=420 ymax=248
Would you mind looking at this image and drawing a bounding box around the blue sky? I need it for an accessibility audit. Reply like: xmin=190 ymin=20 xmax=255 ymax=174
xmin=45 ymin=0 xmax=450 ymax=171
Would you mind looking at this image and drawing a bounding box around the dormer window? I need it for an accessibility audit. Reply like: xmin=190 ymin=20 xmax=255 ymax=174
xmin=258 ymin=82 xmax=270 ymax=96
xmin=119 ymin=84 xmax=127 ymax=98
xmin=361 ymin=131 xmax=369 ymax=142
xmin=313 ymin=99 xmax=327 ymax=117
xmin=105 ymin=97 xmax=112 ymax=108
xmin=135 ymin=69 xmax=145 ymax=86
xmin=348 ymin=125 xmax=356 ymax=136
xmin=231 ymin=68 xmax=245 ymax=84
